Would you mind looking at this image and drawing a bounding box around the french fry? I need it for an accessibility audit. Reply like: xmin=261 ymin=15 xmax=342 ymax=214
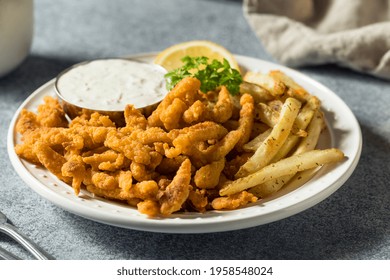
xmin=243 ymin=128 xmax=271 ymax=152
xmin=293 ymin=110 xmax=324 ymax=155
xmin=240 ymin=81 xmax=274 ymax=102
xmin=269 ymin=70 xmax=310 ymax=101
xmin=270 ymin=97 xmax=320 ymax=162
xmin=249 ymin=110 xmax=324 ymax=197
xmin=255 ymin=102 xmax=280 ymax=127
xmin=244 ymin=71 xmax=286 ymax=96
xmin=250 ymin=122 xmax=270 ymax=139
xmin=236 ymin=97 xmax=302 ymax=178
xmin=220 ymin=148 xmax=345 ymax=196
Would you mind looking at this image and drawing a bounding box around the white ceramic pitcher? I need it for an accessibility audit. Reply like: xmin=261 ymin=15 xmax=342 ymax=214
xmin=0 ymin=0 xmax=33 ymax=77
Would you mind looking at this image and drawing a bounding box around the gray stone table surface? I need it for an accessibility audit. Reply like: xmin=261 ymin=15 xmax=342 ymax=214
xmin=0 ymin=0 xmax=389 ymax=260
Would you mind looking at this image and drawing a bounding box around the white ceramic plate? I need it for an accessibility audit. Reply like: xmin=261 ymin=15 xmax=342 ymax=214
xmin=7 ymin=54 xmax=362 ymax=233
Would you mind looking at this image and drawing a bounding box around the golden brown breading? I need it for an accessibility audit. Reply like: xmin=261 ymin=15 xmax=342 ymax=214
xmin=211 ymin=86 xmax=234 ymax=123
xmin=147 ymin=77 xmax=201 ymax=128
xmin=159 ymin=159 xmax=192 ymax=215
xmin=182 ymin=86 xmax=233 ymax=124
xmin=187 ymin=188 xmax=208 ymax=212
xmin=61 ymin=154 xmax=86 ymax=195
xmin=83 ymin=150 xmax=129 ymax=171
xmin=160 ymin=98 xmax=188 ymax=130
xmin=37 ymin=96 xmax=68 ymax=128
xmin=236 ymin=93 xmax=254 ymax=149
xmin=194 ymin=158 xmax=225 ymax=189
xmin=137 ymin=199 xmax=160 ymax=216
xmin=33 ymin=141 xmax=71 ymax=184
xmin=70 ymin=112 xmax=115 ymax=128
xmin=86 ymin=184 xmax=132 ymax=201
xmin=104 ymin=130 xmax=152 ymax=165
xmin=211 ymin=191 xmax=257 ymax=210
xmin=130 ymin=162 xmax=156 ymax=182
xmin=124 ymin=104 xmax=147 ymax=130
xmin=91 ymin=172 xmax=118 ymax=190
xmin=16 ymin=109 xmax=40 ymax=135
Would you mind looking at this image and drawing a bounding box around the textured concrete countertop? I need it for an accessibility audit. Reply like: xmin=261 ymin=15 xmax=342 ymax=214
xmin=0 ymin=0 xmax=389 ymax=260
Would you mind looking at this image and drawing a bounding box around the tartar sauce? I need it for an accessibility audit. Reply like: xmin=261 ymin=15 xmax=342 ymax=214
xmin=56 ymin=59 xmax=167 ymax=111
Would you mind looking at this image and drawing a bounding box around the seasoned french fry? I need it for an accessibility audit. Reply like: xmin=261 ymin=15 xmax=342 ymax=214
xmin=236 ymin=97 xmax=302 ymax=178
xmin=269 ymin=70 xmax=310 ymax=101
xmin=244 ymin=71 xmax=286 ymax=96
xmin=283 ymin=167 xmax=321 ymax=192
xmin=293 ymin=110 xmax=324 ymax=155
xmin=249 ymin=110 xmax=324 ymax=197
xmin=271 ymin=97 xmax=319 ymax=162
xmin=220 ymin=148 xmax=345 ymax=196
xmin=240 ymin=81 xmax=274 ymax=102
xmin=255 ymin=102 xmax=280 ymax=127
xmin=250 ymin=122 xmax=270 ymax=139
xmin=243 ymin=128 xmax=271 ymax=152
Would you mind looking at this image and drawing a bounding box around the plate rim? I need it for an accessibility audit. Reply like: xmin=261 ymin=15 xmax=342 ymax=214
xmin=7 ymin=53 xmax=362 ymax=233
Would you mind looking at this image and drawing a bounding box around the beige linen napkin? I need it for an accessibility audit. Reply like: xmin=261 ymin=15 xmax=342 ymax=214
xmin=244 ymin=0 xmax=390 ymax=79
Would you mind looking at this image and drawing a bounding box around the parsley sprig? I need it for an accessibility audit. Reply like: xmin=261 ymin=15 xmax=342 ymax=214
xmin=164 ymin=56 xmax=242 ymax=95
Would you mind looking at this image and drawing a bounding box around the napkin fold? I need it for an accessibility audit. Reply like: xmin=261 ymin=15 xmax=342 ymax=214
xmin=244 ymin=0 xmax=390 ymax=79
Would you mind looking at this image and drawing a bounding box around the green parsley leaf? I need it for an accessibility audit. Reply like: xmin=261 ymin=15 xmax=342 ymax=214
xmin=164 ymin=56 xmax=242 ymax=95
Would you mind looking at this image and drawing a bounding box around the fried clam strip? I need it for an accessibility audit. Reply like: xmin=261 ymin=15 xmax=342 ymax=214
xmin=183 ymin=86 xmax=233 ymax=124
xmin=70 ymin=112 xmax=116 ymax=128
xmin=164 ymin=121 xmax=228 ymax=159
xmin=250 ymin=110 xmax=324 ymax=197
xmin=130 ymin=158 xmax=160 ymax=182
xmin=86 ymin=172 xmax=159 ymax=206
xmin=194 ymin=158 xmax=225 ymax=189
xmin=15 ymin=127 xmax=69 ymax=164
xmin=187 ymin=188 xmax=208 ymax=212
xmin=15 ymin=98 xmax=70 ymax=162
xmin=68 ymin=113 xmax=116 ymax=151
xmin=130 ymin=127 xmax=171 ymax=145
xmin=220 ymin=148 xmax=345 ymax=196
xmin=16 ymin=109 xmax=41 ymax=134
xmin=36 ymin=96 xmax=68 ymax=128
xmin=123 ymin=104 xmax=147 ymax=130
xmin=160 ymin=98 xmax=188 ymax=130
xmin=61 ymin=154 xmax=86 ymax=195
xmin=235 ymin=93 xmax=254 ymax=150
xmin=236 ymin=97 xmax=302 ymax=178
xmin=104 ymin=130 xmax=152 ymax=165
xmin=165 ymin=121 xmax=242 ymax=167
xmin=83 ymin=150 xmax=129 ymax=172
xmin=16 ymin=97 xmax=67 ymax=136
xmin=211 ymin=191 xmax=258 ymax=210
xmin=157 ymin=158 xmax=192 ymax=216
xmin=33 ymin=142 xmax=71 ymax=184
xmin=147 ymin=77 xmax=201 ymax=129
xmin=207 ymin=129 xmax=242 ymax=161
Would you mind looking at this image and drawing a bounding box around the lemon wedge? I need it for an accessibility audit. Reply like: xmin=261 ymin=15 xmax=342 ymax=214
xmin=154 ymin=40 xmax=240 ymax=72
